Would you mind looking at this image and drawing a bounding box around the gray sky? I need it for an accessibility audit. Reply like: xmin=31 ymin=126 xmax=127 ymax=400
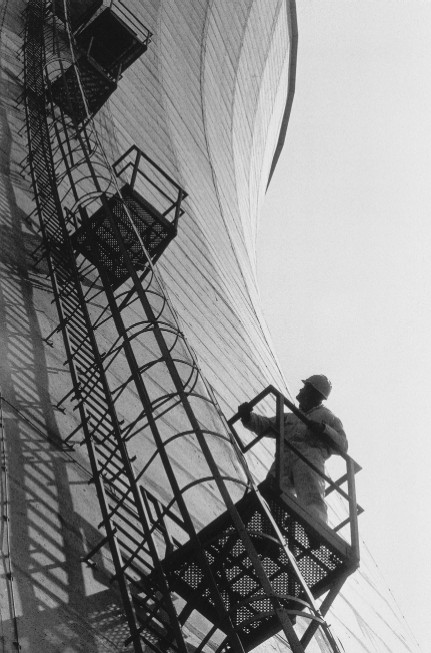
xmin=260 ymin=2 xmax=431 ymax=651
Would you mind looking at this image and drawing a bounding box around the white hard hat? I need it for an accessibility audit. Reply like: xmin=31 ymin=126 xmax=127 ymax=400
xmin=302 ymin=374 xmax=332 ymax=399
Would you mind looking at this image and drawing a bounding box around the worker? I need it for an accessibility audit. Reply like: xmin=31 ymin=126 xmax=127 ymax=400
xmin=238 ymin=375 xmax=347 ymax=523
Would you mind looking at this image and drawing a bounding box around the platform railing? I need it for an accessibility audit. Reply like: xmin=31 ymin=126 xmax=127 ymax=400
xmin=71 ymin=0 xmax=153 ymax=46
xmin=228 ymin=385 xmax=362 ymax=561
xmin=111 ymin=0 xmax=153 ymax=44
xmin=113 ymin=145 xmax=188 ymax=227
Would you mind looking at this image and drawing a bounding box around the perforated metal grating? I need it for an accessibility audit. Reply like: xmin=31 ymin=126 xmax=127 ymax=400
xmin=50 ymin=57 xmax=117 ymax=121
xmin=162 ymin=486 xmax=351 ymax=650
xmin=72 ymin=185 xmax=176 ymax=287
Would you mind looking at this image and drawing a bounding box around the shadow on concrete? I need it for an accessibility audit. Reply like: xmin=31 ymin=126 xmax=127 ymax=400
xmin=0 ymin=10 xmax=136 ymax=651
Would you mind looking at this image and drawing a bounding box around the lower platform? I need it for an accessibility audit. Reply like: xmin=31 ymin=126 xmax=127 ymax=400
xmin=72 ymin=184 xmax=176 ymax=288
xmin=160 ymin=481 xmax=359 ymax=651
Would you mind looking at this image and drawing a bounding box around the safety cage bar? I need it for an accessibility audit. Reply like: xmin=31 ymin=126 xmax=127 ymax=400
xmin=113 ymin=145 xmax=188 ymax=230
xmin=228 ymin=386 xmax=362 ymax=562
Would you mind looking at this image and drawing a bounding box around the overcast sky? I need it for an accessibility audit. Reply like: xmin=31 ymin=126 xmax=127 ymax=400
xmin=260 ymin=2 xmax=431 ymax=651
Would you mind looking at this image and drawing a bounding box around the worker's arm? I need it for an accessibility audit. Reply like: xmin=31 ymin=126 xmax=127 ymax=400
xmin=309 ymin=416 xmax=348 ymax=454
xmin=237 ymin=403 xmax=277 ymax=438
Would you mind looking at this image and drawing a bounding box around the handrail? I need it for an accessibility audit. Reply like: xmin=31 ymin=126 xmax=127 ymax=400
xmin=228 ymin=385 xmax=362 ymax=559
xmin=73 ymin=1 xmax=153 ymax=46
xmin=113 ymin=145 xmax=188 ymax=229
xmin=114 ymin=145 xmax=188 ymax=194
xmin=113 ymin=0 xmax=153 ymax=44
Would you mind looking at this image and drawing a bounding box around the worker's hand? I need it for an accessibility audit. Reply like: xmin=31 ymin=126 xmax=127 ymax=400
xmin=237 ymin=402 xmax=252 ymax=423
xmin=308 ymin=420 xmax=325 ymax=435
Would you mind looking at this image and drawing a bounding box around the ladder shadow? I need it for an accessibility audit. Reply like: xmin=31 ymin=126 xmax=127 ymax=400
xmin=0 ymin=97 xmax=133 ymax=650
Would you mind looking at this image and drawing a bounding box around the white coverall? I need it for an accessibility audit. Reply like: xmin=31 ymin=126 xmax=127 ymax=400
xmin=244 ymin=405 xmax=348 ymax=522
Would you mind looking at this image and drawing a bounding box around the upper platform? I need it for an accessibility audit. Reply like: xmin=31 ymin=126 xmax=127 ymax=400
xmin=74 ymin=5 xmax=151 ymax=77
xmin=72 ymin=146 xmax=187 ymax=288
xmin=51 ymin=2 xmax=152 ymax=121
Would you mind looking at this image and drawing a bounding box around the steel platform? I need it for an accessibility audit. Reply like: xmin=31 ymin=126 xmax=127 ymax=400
xmin=161 ymin=480 xmax=358 ymax=652
xmin=72 ymin=184 xmax=176 ymax=288
xmin=50 ymin=6 xmax=150 ymax=121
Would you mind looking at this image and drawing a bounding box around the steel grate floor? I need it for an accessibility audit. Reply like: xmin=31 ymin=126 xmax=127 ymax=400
xmin=161 ymin=482 xmax=356 ymax=651
xmin=72 ymin=184 xmax=176 ymax=287
xmin=50 ymin=56 xmax=117 ymax=121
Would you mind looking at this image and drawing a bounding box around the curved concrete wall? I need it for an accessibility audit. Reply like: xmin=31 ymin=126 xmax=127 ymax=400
xmin=102 ymin=0 xmax=292 ymax=416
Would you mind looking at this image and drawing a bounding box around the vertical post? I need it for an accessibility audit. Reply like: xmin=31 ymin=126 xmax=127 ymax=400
xmin=346 ymin=457 xmax=360 ymax=557
xmin=300 ymin=574 xmax=347 ymax=649
xmin=130 ymin=149 xmax=141 ymax=190
xmin=275 ymin=391 xmax=284 ymax=489
xmin=115 ymin=62 xmax=123 ymax=83
xmin=173 ymin=188 xmax=183 ymax=229
xmin=86 ymin=35 xmax=94 ymax=58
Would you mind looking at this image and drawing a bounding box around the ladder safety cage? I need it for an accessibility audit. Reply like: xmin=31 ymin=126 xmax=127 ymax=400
xmin=23 ymin=3 xmax=259 ymax=651
xmin=22 ymin=2 xmax=189 ymax=651
xmin=50 ymin=0 xmax=152 ymax=121
xmin=72 ymin=145 xmax=187 ymax=289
